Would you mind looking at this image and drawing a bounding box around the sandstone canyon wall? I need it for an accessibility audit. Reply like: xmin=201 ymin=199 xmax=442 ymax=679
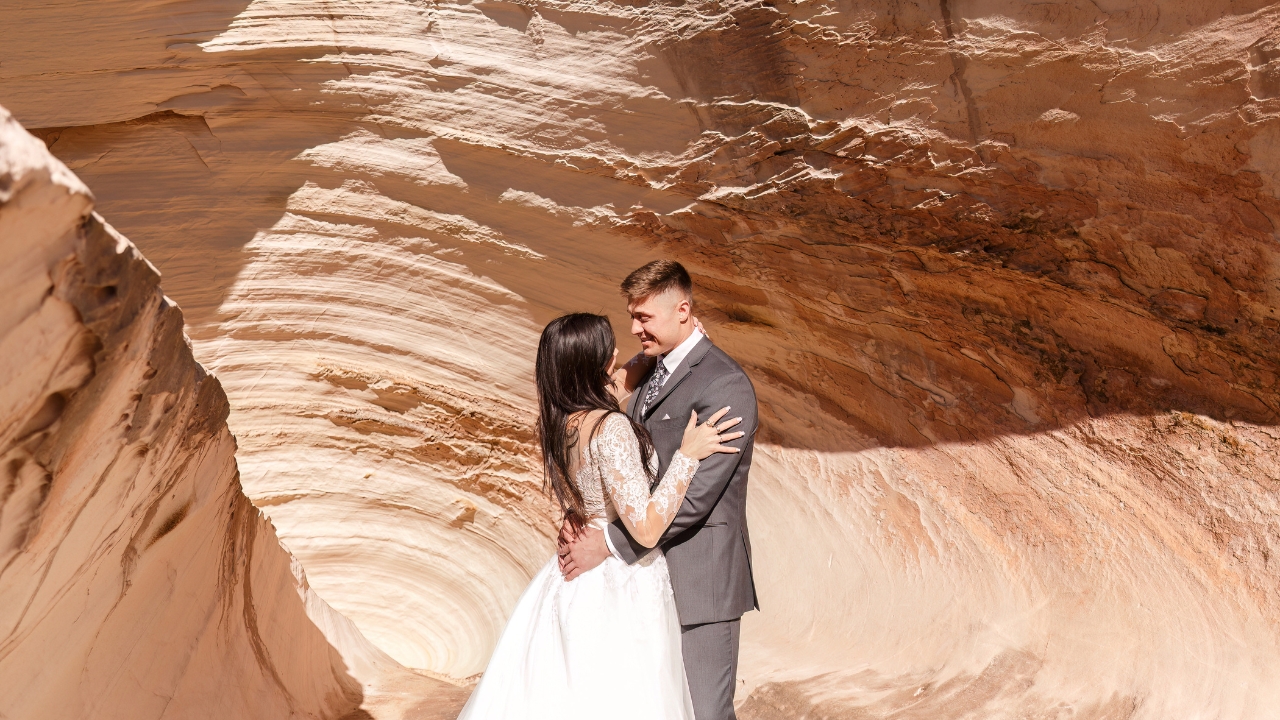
xmin=0 ymin=106 xmax=366 ymax=719
xmin=0 ymin=105 xmax=473 ymax=720
xmin=2 ymin=1 xmax=1280 ymax=718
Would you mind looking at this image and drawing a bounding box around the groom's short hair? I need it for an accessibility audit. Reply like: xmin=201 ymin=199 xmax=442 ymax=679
xmin=622 ymin=260 xmax=693 ymax=304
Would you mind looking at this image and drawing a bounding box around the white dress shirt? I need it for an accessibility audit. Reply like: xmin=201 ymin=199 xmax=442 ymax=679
xmin=656 ymin=327 xmax=704 ymax=388
xmin=603 ymin=326 xmax=704 ymax=558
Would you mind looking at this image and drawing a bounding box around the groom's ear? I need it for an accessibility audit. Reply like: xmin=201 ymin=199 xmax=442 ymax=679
xmin=676 ymin=297 xmax=692 ymax=321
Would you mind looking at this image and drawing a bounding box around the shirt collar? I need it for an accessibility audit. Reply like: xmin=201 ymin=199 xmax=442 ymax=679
xmin=661 ymin=327 xmax=705 ymax=375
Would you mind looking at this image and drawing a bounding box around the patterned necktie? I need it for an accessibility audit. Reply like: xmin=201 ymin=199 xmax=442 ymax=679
xmin=640 ymin=359 xmax=669 ymax=416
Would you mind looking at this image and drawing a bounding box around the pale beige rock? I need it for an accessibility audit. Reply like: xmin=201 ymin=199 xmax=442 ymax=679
xmin=0 ymin=103 xmax=470 ymax=720
xmin=0 ymin=105 xmax=362 ymax=719
xmin=2 ymin=0 xmax=1280 ymax=718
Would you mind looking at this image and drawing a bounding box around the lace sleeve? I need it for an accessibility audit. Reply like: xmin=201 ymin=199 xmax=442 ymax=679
xmin=589 ymin=413 xmax=699 ymax=548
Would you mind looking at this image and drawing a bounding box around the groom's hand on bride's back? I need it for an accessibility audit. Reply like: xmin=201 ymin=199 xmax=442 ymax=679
xmin=557 ymin=520 xmax=610 ymax=581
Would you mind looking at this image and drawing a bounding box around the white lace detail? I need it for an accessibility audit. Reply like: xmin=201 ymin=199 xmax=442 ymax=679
xmin=571 ymin=413 xmax=699 ymax=548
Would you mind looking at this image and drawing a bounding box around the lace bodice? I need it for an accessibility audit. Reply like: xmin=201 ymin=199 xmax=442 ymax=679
xmin=571 ymin=412 xmax=699 ymax=548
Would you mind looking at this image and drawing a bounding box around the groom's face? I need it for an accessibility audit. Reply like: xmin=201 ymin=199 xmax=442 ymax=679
xmin=628 ymin=290 xmax=691 ymax=356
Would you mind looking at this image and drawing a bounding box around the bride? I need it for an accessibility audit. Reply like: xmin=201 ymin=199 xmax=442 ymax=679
xmin=457 ymin=312 xmax=743 ymax=719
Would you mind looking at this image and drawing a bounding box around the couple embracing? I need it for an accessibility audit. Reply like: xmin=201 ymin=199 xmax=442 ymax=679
xmin=458 ymin=260 xmax=759 ymax=720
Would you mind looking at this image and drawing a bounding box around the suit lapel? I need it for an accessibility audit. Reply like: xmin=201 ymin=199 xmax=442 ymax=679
xmin=626 ymin=380 xmax=643 ymax=421
xmin=641 ymin=336 xmax=713 ymax=420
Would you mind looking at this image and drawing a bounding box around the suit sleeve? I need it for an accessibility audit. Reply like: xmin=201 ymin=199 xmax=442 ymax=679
xmin=608 ymin=369 xmax=758 ymax=563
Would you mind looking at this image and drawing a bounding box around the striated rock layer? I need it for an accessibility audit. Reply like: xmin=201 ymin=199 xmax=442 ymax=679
xmin=0 ymin=106 xmax=364 ymax=718
xmin=3 ymin=0 xmax=1280 ymax=718
xmin=0 ymin=105 xmax=471 ymax=720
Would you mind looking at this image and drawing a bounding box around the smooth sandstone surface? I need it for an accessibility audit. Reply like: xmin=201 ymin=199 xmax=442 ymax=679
xmin=2 ymin=0 xmax=1280 ymax=718
xmin=0 ymin=105 xmax=470 ymax=720
xmin=0 ymin=105 xmax=364 ymax=719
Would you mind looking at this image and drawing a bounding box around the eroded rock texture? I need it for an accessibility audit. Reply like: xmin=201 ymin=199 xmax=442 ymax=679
xmin=3 ymin=0 xmax=1280 ymax=718
xmin=0 ymin=106 xmax=364 ymax=718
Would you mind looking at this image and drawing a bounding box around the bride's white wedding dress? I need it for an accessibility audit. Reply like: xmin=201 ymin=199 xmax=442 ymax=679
xmin=457 ymin=412 xmax=698 ymax=719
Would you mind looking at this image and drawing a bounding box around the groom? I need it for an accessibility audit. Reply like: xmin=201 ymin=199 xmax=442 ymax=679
xmin=558 ymin=260 xmax=759 ymax=720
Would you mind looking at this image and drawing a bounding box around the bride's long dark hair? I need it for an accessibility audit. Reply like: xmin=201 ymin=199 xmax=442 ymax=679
xmin=536 ymin=313 xmax=657 ymax=524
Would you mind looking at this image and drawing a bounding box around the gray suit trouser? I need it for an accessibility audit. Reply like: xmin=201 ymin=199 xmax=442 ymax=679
xmin=681 ymin=618 xmax=741 ymax=720
xmin=613 ymin=338 xmax=758 ymax=720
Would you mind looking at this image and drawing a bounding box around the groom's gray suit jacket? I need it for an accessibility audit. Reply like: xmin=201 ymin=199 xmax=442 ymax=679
xmin=609 ymin=336 xmax=759 ymax=626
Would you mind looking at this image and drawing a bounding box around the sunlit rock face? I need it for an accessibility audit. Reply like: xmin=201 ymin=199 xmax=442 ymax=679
xmin=3 ymin=0 xmax=1280 ymax=718
xmin=0 ymin=106 xmax=364 ymax=719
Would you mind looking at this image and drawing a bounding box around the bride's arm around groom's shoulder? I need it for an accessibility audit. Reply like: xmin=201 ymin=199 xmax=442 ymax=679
xmin=591 ymin=409 xmax=739 ymax=549
xmin=610 ymin=349 xmax=759 ymax=564
xmin=558 ymin=348 xmax=755 ymax=580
